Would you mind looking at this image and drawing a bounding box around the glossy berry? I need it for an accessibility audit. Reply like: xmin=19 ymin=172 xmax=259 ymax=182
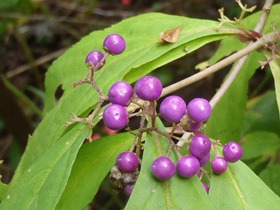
xmin=116 ymin=152 xmax=139 ymax=173
xmin=134 ymin=76 xmax=162 ymax=101
xmin=108 ymin=81 xmax=133 ymax=106
xmin=202 ymin=182 xmax=210 ymax=193
xmin=124 ymin=184 xmax=134 ymax=197
xmin=103 ymin=104 xmax=128 ymax=130
xmin=103 ymin=34 xmax=126 ymax=55
xmin=211 ymin=157 xmax=228 ymax=174
xmin=189 ymin=134 xmax=211 ymax=159
xmin=85 ymin=50 xmax=105 ymax=70
xmin=159 ymin=95 xmax=186 ymax=123
xmin=187 ymin=98 xmax=212 ymax=123
xmin=151 ymin=156 xmax=175 ymax=181
xmin=223 ymin=142 xmax=243 ymax=163
xmin=198 ymin=153 xmax=210 ymax=167
xmin=176 ymin=155 xmax=200 ymax=178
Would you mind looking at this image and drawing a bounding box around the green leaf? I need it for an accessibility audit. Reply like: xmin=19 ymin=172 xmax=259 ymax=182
xmin=56 ymin=132 xmax=133 ymax=210
xmin=205 ymin=52 xmax=265 ymax=142
xmin=0 ymin=124 xmax=89 ymax=210
xmin=209 ymin=160 xmax=280 ymax=210
xmin=259 ymin=165 xmax=280 ymax=196
xmin=125 ymin=120 xmax=215 ymax=210
xmin=241 ymin=131 xmax=280 ymax=160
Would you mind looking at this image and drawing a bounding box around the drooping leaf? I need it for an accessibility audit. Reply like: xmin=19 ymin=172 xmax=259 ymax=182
xmin=56 ymin=132 xmax=133 ymax=210
xmin=125 ymin=120 xmax=215 ymax=210
xmin=0 ymin=124 xmax=89 ymax=210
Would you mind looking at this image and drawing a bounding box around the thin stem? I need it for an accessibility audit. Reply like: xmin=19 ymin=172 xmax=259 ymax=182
xmin=161 ymin=29 xmax=279 ymax=98
xmin=210 ymin=0 xmax=274 ymax=108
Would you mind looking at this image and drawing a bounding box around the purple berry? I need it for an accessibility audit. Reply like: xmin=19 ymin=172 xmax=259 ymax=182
xmin=176 ymin=155 xmax=200 ymax=178
xmin=223 ymin=142 xmax=243 ymax=163
xmin=151 ymin=156 xmax=175 ymax=181
xmin=211 ymin=157 xmax=228 ymax=174
xmin=124 ymin=184 xmax=134 ymax=197
xmin=159 ymin=95 xmax=187 ymax=123
xmin=103 ymin=34 xmax=126 ymax=55
xmin=103 ymin=104 xmax=128 ymax=130
xmin=189 ymin=134 xmax=211 ymax=159
xmin=134 ymin=76 xmax=162 ymax=101
xmin=108 ymin=81 xmax=133 ymax=106
xmin=187 ymin=98 xmax=212 ymax=123
xmin=202 ymin=182 xmax=210 ymax=193
xmin=85 ymin=50 xmax=105 ymax=70
xmin=116 ymin=152 xmax=139 ymax=173
xmin=198 ymin=153 xmax=210 ymax=167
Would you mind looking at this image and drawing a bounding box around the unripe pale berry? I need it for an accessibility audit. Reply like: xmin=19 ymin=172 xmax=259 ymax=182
xmin=187 ymin=98 xmax=212 ymax=123
xmin=223 ymin=142 xmax=243 ymax=163
xmin=151 ymin=156 xmax=175 ymax=181
xmin=103 ymin=104 xmax=128 ymax=130
xmin=211 ymin=157 xmax=228 ymax=174
xmin=85 ymin=50 xmax=105 ymax=70
xmin=116 ymin=152 xmax=139 ymax=173
xmin=103 ymin=34 xmax=126 ymax=55
xmin=135 ymin=76 xmax=162 ymax=101
xmin=108 ymin=81 xmax=133 ymax=106
xmin=189 ymin=134 xmax=211 ymax=159
xmin=159 ymin=95 xmax=187 ymax=123
xmin=176 ymin=155 xmax=200 ymax=178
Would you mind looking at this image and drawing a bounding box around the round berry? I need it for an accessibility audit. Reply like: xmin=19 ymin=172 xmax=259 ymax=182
xmin=187 ymin=98 xmax=212 ymax=123
xmin=124 ymin=184 xmax=134 ymax=197
xmin=103 ymin=34 xmax=126 ymax=55
xmin=159 ymin=95 xmax=187 ymax=123
xmin=134 ymin=76 xmax=162 ymax=101
xmin=108 ymin=81 xmax=133 ymax=106
xmin=151 ymin=156 xmax=175 ymax=181
xmin=85 ymin=50 xmax=105 ymax=70
xmin=176 ymin=155 xmax=200 ymax=178
xmin=198 ymin=153 xmax=210 ymax=167
xmin=202 ymin=182 xmax=210 ymax=193
xmin=116 ymin=152 xmax=139 ymax=173
xmin=189 ymin=134 xmax=211 ymax=159
xmin=103 ymin=104 xmax=128 ymax=130
xmin=211 ymin=157 xmax=228 ymax=174
xmin=223 ymin=142 xmax=243 ymax=163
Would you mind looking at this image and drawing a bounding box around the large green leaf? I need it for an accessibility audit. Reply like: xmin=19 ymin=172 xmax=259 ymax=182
xmin=56 ymin=132 xmax=133 ymax=210
xmin=125 ymin=120 xmax=215 ymax=210
xmin=12 ymin=13 xmax=237 ymax=184
xmin=259 ymin=165 xmax=280 ymax=196
xmin=209 ymin=159 xmax=280 ymax=209
xmin=0 ymin=124 xmax=89 ymax=209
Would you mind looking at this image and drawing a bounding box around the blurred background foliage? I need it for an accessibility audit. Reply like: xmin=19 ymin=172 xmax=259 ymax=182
xmin=0 ymin=0 xmax=278 ymax=209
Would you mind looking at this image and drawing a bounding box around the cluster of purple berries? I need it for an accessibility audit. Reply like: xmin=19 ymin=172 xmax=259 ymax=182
xmin=84 ymin=35 xmax=243 ymax=195
xmin=103 ymin=75 xmax=163 ymax=130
